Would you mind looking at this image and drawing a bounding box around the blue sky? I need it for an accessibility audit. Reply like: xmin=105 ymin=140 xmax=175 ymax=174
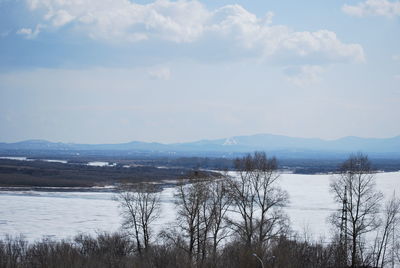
xmin=0 ymin=0 xmax=399 ymax=143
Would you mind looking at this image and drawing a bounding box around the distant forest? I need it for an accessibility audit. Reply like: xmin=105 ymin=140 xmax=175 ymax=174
xmin=0 ymin=152 xmax=400 ymax=187
xmin=0 ymin=159 xmax=213 ymax=188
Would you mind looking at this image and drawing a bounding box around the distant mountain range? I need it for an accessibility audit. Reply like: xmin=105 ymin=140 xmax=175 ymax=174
xmin=1 ymin=134 xmax=400 ymax=157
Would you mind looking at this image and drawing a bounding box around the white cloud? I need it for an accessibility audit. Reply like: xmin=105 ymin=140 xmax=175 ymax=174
xmin=21 ymin=0 xmax=364 ymax=63
xmin=394 ymin=74 xmax=400 ymax=80
xmin=264 ymin=11 xmax=275 ymax=25
xmin=45 ymin=9 xmax=76 ymax=27
xmin=284 ymin=65 xmax=324 ymax=87
xmin=16 ymin=24 xmax=44 ymax=39
xmin=26 ymin=0 xmax=210 ymax=43
xmin=343 ymin=0 xmax=400 ymax=18
xmin=207 ymin=5 xmax=364 ymax=62
xmin=16 ymin=28 xmax=34 ymax=36
xmin=148 ymin=67 xmax=171 ymax=80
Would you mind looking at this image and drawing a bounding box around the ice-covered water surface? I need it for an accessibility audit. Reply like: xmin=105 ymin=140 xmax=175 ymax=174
xmin=87 ymin=161 xmax=116 ymax=167
xmin=0 ymin=191 xmax=121 ymax=241
xmin=0 ymin=156 xmax=30 ymax=161
xmin=0 ymin=172 xmax=399 ymax=242
xmin=0 ymin=156 xmax=114 ymax=167
xmin=43 ymin=159 xmax=68 ymax=164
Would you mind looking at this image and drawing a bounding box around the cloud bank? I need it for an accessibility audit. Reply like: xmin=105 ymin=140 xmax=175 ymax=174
xmin=19 ymin=0 xmax=364 ymax=63
xmin=343 ymin=0 xmax=400 ymax=18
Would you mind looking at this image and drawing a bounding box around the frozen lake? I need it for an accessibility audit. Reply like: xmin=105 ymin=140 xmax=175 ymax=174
xmin=0 ymin=156 xmax=115 ymax=167
xmin=0 ymin=172 xmax=399 ymax=242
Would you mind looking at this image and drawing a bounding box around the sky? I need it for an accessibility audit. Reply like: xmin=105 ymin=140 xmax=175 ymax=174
xmin=0 ymin=0 xmax=399 ymax=144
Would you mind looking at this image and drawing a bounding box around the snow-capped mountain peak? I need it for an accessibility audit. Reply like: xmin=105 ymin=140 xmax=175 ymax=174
xmin=223 ymin=137 xmax=237 ymax=146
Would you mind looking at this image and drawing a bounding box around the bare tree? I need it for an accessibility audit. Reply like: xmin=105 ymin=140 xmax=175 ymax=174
xmin=174 ymin=171 xmax=231 ymax=266
xmin=208 ymin=178 xmax=231 ymax=257
xmin=227 ymin=152 xmax=289 ymax=251
xmin=330 ymin=153 xmax=383 ymax=268
xmin=116 ymin=183 xmax=160 ymax=254
xmin=175 ymin=176 xmax=209 ymax=262
xmin=372 ymin=192 xmax=400 ymax=268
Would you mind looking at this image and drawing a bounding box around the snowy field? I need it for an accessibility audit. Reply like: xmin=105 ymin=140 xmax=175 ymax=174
xmin=0 ymin=172 xmax=399 ymax=242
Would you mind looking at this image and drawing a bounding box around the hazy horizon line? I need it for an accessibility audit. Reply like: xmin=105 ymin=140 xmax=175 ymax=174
xmin=1 ymin=133 xmax=399 ymax=145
